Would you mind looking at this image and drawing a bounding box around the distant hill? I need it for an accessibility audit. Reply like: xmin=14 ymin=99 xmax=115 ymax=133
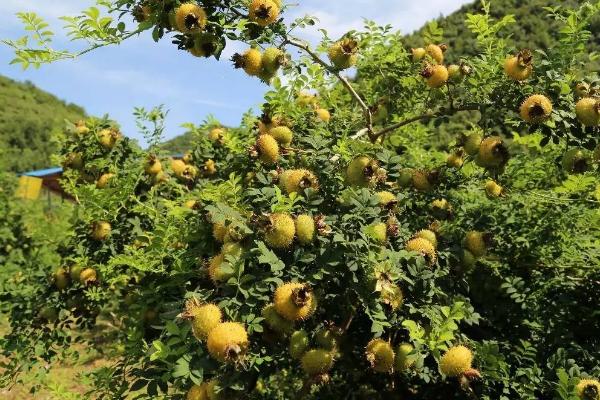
xmin=160 ymin=132 xmax=197 ymax=154
xmin=0 ymin=76 xmax=86 ymax=172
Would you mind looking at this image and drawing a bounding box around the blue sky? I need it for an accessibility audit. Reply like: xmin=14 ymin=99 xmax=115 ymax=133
xmin=0 ymin=0 xmax=472 ymax=146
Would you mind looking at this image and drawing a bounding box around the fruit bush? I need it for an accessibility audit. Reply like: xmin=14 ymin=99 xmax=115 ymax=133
xmin=2 ymin=1 xmax=600 ymax=399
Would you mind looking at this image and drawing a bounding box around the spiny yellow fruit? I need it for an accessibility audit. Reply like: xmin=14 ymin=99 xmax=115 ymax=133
xmin=295 ymin=214 xmax=316 ymax=245
xmin=171 ymin=159 xmax=187 ymax=175
xmin=206 ymin=322 xmax=249 ymax=363
xmin=212 ymin=222 xmax=229 ymax=243
xmin=208 ymin=127 xmax=225 ymax=142
xmin=183 ymin=298 xmax=222 ymax=341
xmin=406 ymin=238 xmax=437 ymax=265
xmin=268 ymin=126 xmax=293 ymax=146
xmin=178 ymin=165 xmax=198 ymax=181
xmin=425 ymin=44 xmax=445 ymax=64
xmin=262 ymin=47 xmax=285 ymax=74
xmin=412 ymin=170 xmax=433 ymax=192
xmin=347 ymin=156 xmax=378 ymax=187
xmin=422 ymin=64 xmax=449 ymax=88
xmin=446 ymin=151 xmax=464 ymax=168
xmin=464 ymin=231 xmax=487 ymax=258
xmin=415 ymin=229 xmax=437 ymax=249
xmin=91 ymin=221 xmax=111 ymax=241
xmin=273 ymin=282 xmax=316 ymax=321
xmin=222 ymin=242 xmax=244 ymax=258
xmin=79 ymin=267 xmax=98 ymax=285
xmin=439 ymin=345 xmax=473 ymax=377
xmin=145 ymin=155 xmax=162 ymax=175
xmin=182 ymin=152 xmax=193 ymax=165
xmin=464 ymin=133 xmax=483 ymax=156
xmin=575 ymin=378 xmax=600 ymax=400
xmin=233 ymin=48 xmax=263 ymax=76
xmin=520 ymin=94 xmax=553 ymax=124
xmin=280 ymin=169 xmax=319 ymax=194
xmin=186 ymin=384 xmax=206 ymax=400
xmin=477 ymin=136 xmax=509 ymax=169
xmin=98 ymin=128 xmax=121 ymax=149
xmin=431 ymin=198 xmax=451 ymax=212
xmin=411 ymin=47 xmax=426 ymax=61
xmin=261 ymin=303 xmax=294 ymax=335
xmin=504 ymin=49 xmax=533 ymax=81
xmin=74 ymin=120 xmax=90 ymax=136
xmin=263 ymin=213 xmax=296 ymax=249
xmin=96 ymin=173 xmax=115 ymax=189
xmin=365 ymin=339 xmax=395 ymax=373
xmin=376 ymin=191 xmax=397 ymax=208
xmin=208 ymin=254 xmax=234 ymax=284
xmin=328 ymin=38 xmax=359 ymax=70
xmin=175 ymin=3 xmax=206 ymax=34
xmin=315 ymin=108 xmax=331 ymax=122
xmin=256 ymin=134 xmax=280 ymax=164
xmin=203 ymin=159 xmax=217 ymax=176
xmin=289 ymin=330 xmax=309 ymax=359
xmin=562 ymin=148 xmax=590 ymax=174
xmin=394 ymin=343 xmax=415 ymax=372
xmin=364 ymin=222 xmax=387 ymax=243
xmin=249 ymin=0 xmax=280 ymax=27
xmin=301 ymin=349 xmax=334 ymax=375
xmin=575 ymin=97 xmax=600 ymax=126
xmin=189 ymin=33 xmax=219 ymax=58
xmin=204 ymin=380 xmax=221 ymax=400
xmin=297 ymin=91 xmax=318 ymax=107
xmin=575 ymin=82 xmax=591 ymax=98
xmin=485 ymin=180 xmax=503 ymax=198
xmin=53 ymin=267 xmax=69 ymax=291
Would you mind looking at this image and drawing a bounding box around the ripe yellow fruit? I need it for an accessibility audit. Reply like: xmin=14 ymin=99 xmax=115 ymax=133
xmin=183 ymin=298 xmax=222 ymax=341
xmin=98 ymin=128 xmax=121 ymax=149
xmin=328 ymin=38 xmax=359 ymax=70
xmin=171 ymin=159 xmax=187 ymax=175
xmin=485 ymin=180 xmax=503 ymax=198
xmin=289 ymin=330 xmax=309 ymax=359
xmin=256 ymin=134 xmax=280 ymax=164
xmin=145 ymin=156 xmax=162 ymax=175
xmin=347 ymin=156 xmax=378 ymax=187
xmin=315 ymin=108 xmax=331 ymax=122
xmin=295 ymin=214 xmax=316 ymax=245
xmin=186 ymin=384 xmax=206 ymax=400
xmin=575 ymin=378 xmax=600 ymax=400
xmin=415 ymin=229 xmax=437 ymax=249
xmin=74 ymin=120 xmax=90 ymax=136
xmin=426 ymin=44 xmax=444 ymax=64
xmin=208 ymin=254 xmax=234 ymax=284
xmin=406 ymin=237 xmax=437 ymax=265
xmin=464 ymin=231 xmax=487 ymax=258
xmin=365 ymin=339 xmax=395 ymax=373
xmin=411 ymin=47 xmax=426 ymax=61
xmin=439 ymin=345 xmax=473 ymax=377
xmin=233 ymin=48 xmax=263 ymax=77
xmin=53 ymin=267 xmax=69 ymax=291
xmin=446 ymin=152 xmax=464 ymax=168
xmin=273 ymin=282 xmax=316 ymax=321
xmin=262 ymin=47 xmax=285 ymax=73
xmin=262 ymin=303 xmax=294 ymax=335
xmin=301 ymin=349 xmax=334 ymax=375
xmin=249 ymin=0 xmax=280 ymax=27
xmin=394 ymin=343 xmax=415 ymax=372
xmin=264 ymin=213 xmax=296 ymax=249
xmin=79 ymin=267 xmax=98 ymax=285
xmin=422 ymin=64 xmax=449 ymax=88
xmin=92 ymin=221 xmax=111 ymax=241
xmin=412 ymin=170 xmax=433 ymax=192
xmin=175 ymin=3 xmax=206 ymax=34
xmin=208 ymin=127 xmax=225 ymax=142
xmin=268 ymin=126 xmax=293 ymax=146
xmin=376 ymin=191 xmax=397 ymax=208
xmin=96 ymin=173 xmax=115 ymax=189
xmin=206 ymin=322 xmax=249 ymax=363
xmin=477 ymin=136 xmax=509 ymax=169
xmin=575 ymin=97 xmax=600 ymax=126
xmin=504 ymin=50 xmax=533 ymax=81
xmin=212 ymin=222 xmax=228 ymax=243
xmin=280 ymin=169 xmax=319 ymax=194
xmin=520 ymin=94 xmax=553 ymax=124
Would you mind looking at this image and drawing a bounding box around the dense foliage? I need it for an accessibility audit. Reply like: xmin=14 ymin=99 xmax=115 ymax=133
xmin=0 ymin=76 xmax=86 ymax=172
xmin=1 ymin=1 xmax=600 ymax=400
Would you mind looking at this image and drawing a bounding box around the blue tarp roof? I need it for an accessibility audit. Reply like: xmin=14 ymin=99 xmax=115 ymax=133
xmin=22 ymin=167 xmax=63 ymax=177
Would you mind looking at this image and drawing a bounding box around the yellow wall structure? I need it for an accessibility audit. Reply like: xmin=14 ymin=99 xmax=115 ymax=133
xmin=15 ymin=176 xmax=43 ymax=200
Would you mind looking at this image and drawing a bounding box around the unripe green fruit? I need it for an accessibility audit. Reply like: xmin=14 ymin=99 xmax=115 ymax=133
xmin=366 ymin=339 xmax=395 ymax=373
xmin=562 ymin=148 xmax=591 ymax=174
xmin=464 ymin=231 xmax=487 ymax=258
xmin=268 ymin=126 xmax=293 ymax=146
xmin=262 ymin=303 xmax=294 ymax=335
xmin=264 ymin=213 xmax=296 ymax=249
xmin=38 ymin=306 xmax=58 ymax=322
xmin=394 ymin=343 xmax=415 ymax=372
xmin=447 ymin=64 xmax=462 ymax=81
xmin=461 ymin=249 xmax=477 ymax=270
xmin=464 ymin=133 xmax=483 ymax=156
xmin=315 ymin=328 xmax=338 ymax=351
xmin=328 ymin=38 xmax=358 ymax=70
xmin=575 ymin=97 xmax=600 ymax=126
xmin=262 ymin=47 xmax=285 ymax=74
xmin=295 ymin=214 xmax=316 ymax=245
xmin=70 ymin=264 xmax=83 ymax=281
xmin=411 ymin=170 xmax=433 ymax=192
xmin=364 ymin=222 xmax=387 ymax=243
xmin=289 ymin=330 xmax=309 ymax=359
xmin=301 ymin=349 xmax=334 ymax=375
xmin=53 ymin=267 xmax=69 ymax=291
xmin=398 ymin=168 xmax=413 ymax=188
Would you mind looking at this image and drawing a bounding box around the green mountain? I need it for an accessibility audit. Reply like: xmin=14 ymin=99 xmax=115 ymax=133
xmin=0 ymin=75 xmax=86 ymax=173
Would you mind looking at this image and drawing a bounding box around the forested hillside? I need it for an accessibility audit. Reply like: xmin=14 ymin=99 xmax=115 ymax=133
xmin=0 ymin=76 xmax=86 ymax=172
